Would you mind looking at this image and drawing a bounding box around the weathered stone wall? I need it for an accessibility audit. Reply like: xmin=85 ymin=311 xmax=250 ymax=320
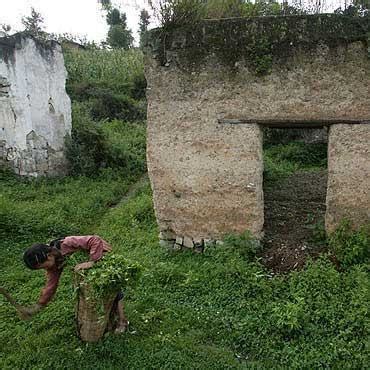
xmin=145 ymin=15 xmax=370 ymax=245
xmin=0 ymin=34 xmax=71 ymax=176
xmin=326 ymin=124 xmax=370 ymax=232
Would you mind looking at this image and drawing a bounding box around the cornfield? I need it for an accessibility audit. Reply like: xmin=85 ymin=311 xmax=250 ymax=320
xmin=63 ymin=48 xmax=145 ymax=92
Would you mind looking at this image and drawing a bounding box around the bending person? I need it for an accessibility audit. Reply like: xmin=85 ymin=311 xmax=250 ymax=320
xmin=22 ymin=235 xmax=128 ymax=333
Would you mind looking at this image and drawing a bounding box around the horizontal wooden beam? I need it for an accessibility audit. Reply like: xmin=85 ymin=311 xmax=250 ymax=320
xmin=218 ymin=119 xmax=370 ymax=128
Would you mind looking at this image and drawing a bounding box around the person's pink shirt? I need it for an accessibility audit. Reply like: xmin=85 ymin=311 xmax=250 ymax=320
xmin=38 ymin=236 xmax=112 ymax=305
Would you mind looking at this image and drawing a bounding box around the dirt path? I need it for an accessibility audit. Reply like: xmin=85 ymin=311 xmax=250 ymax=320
xmin=261 ymin=170 xmax=328 ymax=274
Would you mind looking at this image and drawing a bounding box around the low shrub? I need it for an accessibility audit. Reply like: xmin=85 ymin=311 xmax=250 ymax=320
xmin=65 ymin=103 xmax=147 ymax=177
xmin=65 ymin=102 xmax=107 ymax=176
xmin=101 ymin=119 xmax=147 ymax=176
xmin=263 ymin=152 xmax=298 ymax=183
xmin=130 ymin=73 xmax=147 ymax=100
xmin=329 ymin=221 xmax=370 ymax=269
xmin=89 ymin=90 xmax=146 ymax=122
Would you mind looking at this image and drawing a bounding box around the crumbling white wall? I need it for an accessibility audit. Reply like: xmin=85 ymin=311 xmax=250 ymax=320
xmin=0 ymin=34 xmax=71 ymax=176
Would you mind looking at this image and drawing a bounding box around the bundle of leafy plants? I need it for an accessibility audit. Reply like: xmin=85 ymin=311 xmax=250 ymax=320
xmin=76 ymin=253 xmax=142 ymax=300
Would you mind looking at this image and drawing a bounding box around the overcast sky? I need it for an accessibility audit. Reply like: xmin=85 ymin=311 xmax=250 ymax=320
xmin=0 ymin=0 xmax=150 ymax=43
xmin=0 ymin=0 xmax=348 ymax=44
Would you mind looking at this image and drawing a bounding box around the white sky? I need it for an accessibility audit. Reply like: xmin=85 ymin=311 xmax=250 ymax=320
xmin=0 ymin=0 xmax=348 ymax=44
xmin=0 ymin=0 xmax=150 ymax=43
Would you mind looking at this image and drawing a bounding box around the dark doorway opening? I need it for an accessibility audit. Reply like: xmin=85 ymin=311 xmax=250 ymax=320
xmin=260 ymin=127 xmax=329 ymax=274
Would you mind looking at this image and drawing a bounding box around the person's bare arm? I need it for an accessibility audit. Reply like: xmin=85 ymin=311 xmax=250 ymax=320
xmin=17 ymin=270 xmax=61 ymax=319
xmin=74 ymin=261 xmax=95 ymax=271
xmin=38 ymin=269 xmax=61 ymax=306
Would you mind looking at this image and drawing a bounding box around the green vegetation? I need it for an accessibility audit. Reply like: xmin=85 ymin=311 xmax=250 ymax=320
xmin=63 ymin=46 xmax=146 ymax=176
xmin=100 ymin=0 xmax=134 ymax=49
xmin=1 ymin=169 xmax=369 ymax=368
xmin=150 ymin=0 xmax=295 ymax=27
xmin=1 ymin=26 xmax=369 ymax=369
xmin=150 ymin=0 xmax=369 ymax=26
xmin=147 ymin=11 xmax=370 ymax=74
xmin=329 ymin=221 xmax=370 ymax=269
xmin=76 ymin=254 xmax=141 ymax=301
xmin=263 ymin=141 xmax=327 ymax=183
xmin=66 ymin=102 xmax=146 ymax=176
xmin=64 ymin=48 xmax=145 ymax=102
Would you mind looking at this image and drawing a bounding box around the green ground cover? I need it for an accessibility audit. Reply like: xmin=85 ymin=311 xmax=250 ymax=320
xmin=0 ymin=160 xmax=369 ymax=369
xmin=263 ymin=140 xmax=328 ymax=184
xmin=0 ymin=45 xmax=368 ymax=369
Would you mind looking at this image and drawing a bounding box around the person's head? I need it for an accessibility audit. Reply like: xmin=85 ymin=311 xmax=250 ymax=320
xmin=23 ymin=244 xmax=63 ymax=270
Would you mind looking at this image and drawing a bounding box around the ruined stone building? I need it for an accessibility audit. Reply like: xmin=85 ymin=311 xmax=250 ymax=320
xmin=0 ymin=34 xmax=71 ymax=177
xmin=145 ymin=15 xmax=370 ymax=249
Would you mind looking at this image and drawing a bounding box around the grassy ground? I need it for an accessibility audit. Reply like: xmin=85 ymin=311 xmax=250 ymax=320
xmin=0 ymin=164 xmax=369 ymax=369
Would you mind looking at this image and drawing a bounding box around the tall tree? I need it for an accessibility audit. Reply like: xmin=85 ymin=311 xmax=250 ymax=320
xmin=100 ymin=1 xmax=134 ymax=49
xmin=99 ymin=0 xmax=112 ymax=9
xmin=21 ymin=7 xmax=45 ymax=37
xmin=0 ymin=24 xmax=11 ymax=36
xmin=106 ymin=9 xmax=134 ymax=49
xmin=139 ymin=9 xmax=151 ymax=48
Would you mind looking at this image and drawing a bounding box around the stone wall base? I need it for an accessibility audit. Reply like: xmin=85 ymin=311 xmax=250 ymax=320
xmin=0 ymin=132 xmax=68 ymax=177
xmin=159 ymin=230 xmax=226 ymax=253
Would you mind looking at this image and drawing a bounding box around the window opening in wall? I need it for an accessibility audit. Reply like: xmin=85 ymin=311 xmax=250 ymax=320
xmin=260 ymin=126 xmax=329 ymax=274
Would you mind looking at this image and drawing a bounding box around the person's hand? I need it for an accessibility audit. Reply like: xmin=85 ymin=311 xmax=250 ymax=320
xmin=17 ymin=304 xmax=43 ymax=320
xmin=74 ymin=261 xmax=95 ymax=272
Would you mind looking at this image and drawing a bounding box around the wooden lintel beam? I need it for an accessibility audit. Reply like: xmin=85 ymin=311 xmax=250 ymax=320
xmin=218 ymin=119 xmax=370 ymax=128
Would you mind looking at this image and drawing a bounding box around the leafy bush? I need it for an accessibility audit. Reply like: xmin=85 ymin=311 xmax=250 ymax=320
xmin=150 ymin=0 xmax=286 ymax=27
xmin=329 ymin=221 xmax=370 ymax=269
xmin=89 ymin=89 xmax=146 ymax=122
xmin=65 ymin=102 xmax=107 ymax=176
xmin=65 ymin=103 xmax=146 ymax=176
xmin=101 ymin=119 xmax=147 ymax=176
xmin=130 ymin=72 xmax=147 ymax=100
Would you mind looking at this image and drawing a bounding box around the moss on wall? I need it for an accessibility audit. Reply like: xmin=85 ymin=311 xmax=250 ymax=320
xmin=146 ymin=14 xmax=370 ymax=75
xmin=0 ymin=33 xmax=58 ymax=64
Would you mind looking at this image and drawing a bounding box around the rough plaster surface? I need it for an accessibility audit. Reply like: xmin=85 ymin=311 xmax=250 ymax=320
xmin=326 ymin=124 xmax=370 ymax=232
xmin=146 ymin=58 xmax=265 ymax=241
xmin=0 ymin=34 xmax=71 ymax=176
xmin=145 ymin=19 xmax=370 ymax=241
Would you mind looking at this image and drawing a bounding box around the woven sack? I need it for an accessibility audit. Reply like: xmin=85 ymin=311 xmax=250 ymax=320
xmin=74 ymin=272 xmax=117 ymax=342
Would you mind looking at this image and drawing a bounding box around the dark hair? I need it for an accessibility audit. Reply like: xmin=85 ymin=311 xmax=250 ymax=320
xmin=23 ymin=244 xmax=52 ymax=269
xmin=49 ymin=238 xmax=64 ymax=249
